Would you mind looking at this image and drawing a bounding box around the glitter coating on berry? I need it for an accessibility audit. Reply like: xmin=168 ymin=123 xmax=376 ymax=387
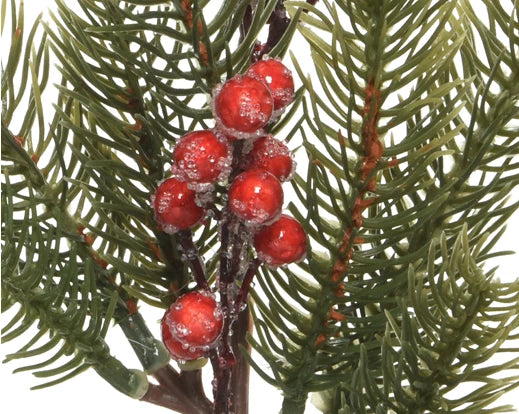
xmin=228 ymin=168 xmax=284 ymax=226
xmin=246 ymin=135 xmax=295 ymax=182
xmin=161 ymin=313 xmax=206 ymax=361
xmin=163 ymin=291 xmax=223 ymax=348
xmin=246 ymin=57 xmax=295 ymax=113
xmin=171 ymin=130 xmax=232 ymax=185
xmin=212 ymin=75 xmax=273 ymax=138
xmin=254 ymin=214 xmax=307 ymax=266
xmin=153 ymin=178 xmax=205 ymax=233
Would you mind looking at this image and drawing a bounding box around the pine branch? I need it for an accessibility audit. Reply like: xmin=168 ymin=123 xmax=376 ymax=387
xmin=3 ymin=0 xmax=518 ymax=413
xmin=354 ymin=226 xmax=519 ymax=413
xmin=2 ymin=0 xmax=166 ymax=400
xmin=249 ymin=0 xmax=519 ymax=412
xmin=3 ymin=1 xmax=302 ymax=413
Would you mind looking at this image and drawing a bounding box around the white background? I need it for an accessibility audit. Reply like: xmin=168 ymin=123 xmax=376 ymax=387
xmin=1 ymin=1 xmax=518 ymax=413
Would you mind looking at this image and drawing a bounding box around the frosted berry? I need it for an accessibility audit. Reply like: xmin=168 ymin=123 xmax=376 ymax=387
xmin=163 ymin=291 xmax=223 ymax=348
xmin=171 ymin=130 xmax=232 ymax=185
xmin=246 ymin=57 xmax=295 ymax=113
xmin=212 ymin=75 xmax=273 ymax=138
xmin=161 ymin=313 xmax=206 ymax=361
xmin=254 ymin=214 xmax=307 ymax=266
xmin=246 ymin=135 xmax=294 ymax=182
xmin=152 ymin=178 xmax=205 ymax=233
xmin=228 ymin=168 xmax=283 ymax=225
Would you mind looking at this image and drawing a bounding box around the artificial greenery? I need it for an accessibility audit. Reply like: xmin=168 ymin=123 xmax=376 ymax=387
xmin=1 ymin=0 xmax=518 ymax=413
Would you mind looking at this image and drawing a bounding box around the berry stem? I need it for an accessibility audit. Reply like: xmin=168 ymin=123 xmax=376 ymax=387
xmin=229 ymin=221 xmax=249 ymax=280
xmin=142 ymin=365 xmax=212 ymax=414
xmin=211 ymin=355 xmax=233 ymax=414
xmin=230 ymin=307 xmax=253 ymax=414
xmin=218 ymin=209 xmax=238 ymax=286
xmin=234 ymin=258 xmax=261 ymax=315
xmin=210 ymin=140 xmax=259 ymax=413
xmin=265 ymin=1 xmax=290 ymax=52
xmin=230 ymin=139 xmax=246 ymax=178
xmin=212 ymin=208 xmax=237 ymax=414
xmin=177 ymin=229 xmax=209 ymax=290
xmin=248 ymin=0 xmax=291 ymax=62
xmin=178 ymin=369 xmax=214 ymax=410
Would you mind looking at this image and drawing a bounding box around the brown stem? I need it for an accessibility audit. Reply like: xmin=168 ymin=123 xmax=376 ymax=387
xmin=141 ymin=383 xmax=188 ymax=413
xmin=230 ymin=307 xmax=253 ymax=414
xmin=212 ymin=209 xmax=237 ymax=414
xmin=152 ymin=365 xmax=182 ymax=390
xmin=265 ymin=2 xmax=290 ymax=48
xmin=141 ymin=365 xmax=212 ymax=414
xmin=229 ymin=222 xmax=249 ymax=281
xmin=177 ymin=229 xmax=209 ymax=290
xmin=142 ymin=384 xmax=208 ymax=414
xmin=234 ymin=259 xmax=261 ymax=315
xmin=178 ymin=370 xmax=213 ymax=412
xmin=212 ymin=359 xmax=233 ymax=414
xmin=249 ymin=0 xmax=292 ymax=62
xmin=211 ymin=138 xmax=257 ymax=413
xmin=211 ymin=237 xmax=258 ymax=414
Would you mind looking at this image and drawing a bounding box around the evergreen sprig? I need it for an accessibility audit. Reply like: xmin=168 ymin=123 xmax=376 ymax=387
xmin=1 ymin=0 xmax=299 ymax=411
xmin=38 ymin=0 xmax=298 ymax=310
xmin=249 ymin=0 xmax=519 ymax=412
xmin=2 ymin=0 xmax=519 ymax=413
xmin=1 ymin=0 xmax=154 ymax=397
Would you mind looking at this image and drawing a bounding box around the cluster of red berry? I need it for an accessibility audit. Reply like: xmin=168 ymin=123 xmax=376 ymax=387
xmin=154 ymin=57 xmax=307 ymax=362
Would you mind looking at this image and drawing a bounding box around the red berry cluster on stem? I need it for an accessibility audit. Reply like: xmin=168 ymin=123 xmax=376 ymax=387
xmin=151 ymin=55 xmax=307 ymax=411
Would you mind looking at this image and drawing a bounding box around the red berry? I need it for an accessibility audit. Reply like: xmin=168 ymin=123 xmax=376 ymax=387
xmin=246 ymin=57 xmax=294 ymax=113
xmin=212 ymin=75 xmax=273 ymax=138
xmin=152 ymin=178 xmax=205 ymax=233
xmin=171 ymin=130 xmax=232 ymax=185
xmin=162 ymin=291 xmax=223 ymax=349
xmin=246 ymin=135 xmax=294 ymax=182
xmin=161 ymin=313 xmax=206 ymax=361
xmin=254 ymin=214 xmax=307 ymax=266
xmin=228 ymin=168 xmax=283 ymax=225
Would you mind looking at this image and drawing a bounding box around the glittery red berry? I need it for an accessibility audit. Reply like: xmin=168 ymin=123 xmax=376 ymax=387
xmin=228 ymin=168 xmax=283 ymax=225
xmin=246 ymin=57 xmax=294 ymax=113
xmin=162 ymin=291 xmax=223 ymax=349
xmin=161 ymin=315 xmax=206 ymax=361
xmin=212 ymin=75 xmax=273 ymax=139
xmin=171 ymin=130 xmax=232 ymax=186
xmin=246 ymin=135 xmax=294 ymax=182
xmin=254 ymin=214 xmax=307 ymax=266
xmin=152 ymin=178 xmax=205 ymax=233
